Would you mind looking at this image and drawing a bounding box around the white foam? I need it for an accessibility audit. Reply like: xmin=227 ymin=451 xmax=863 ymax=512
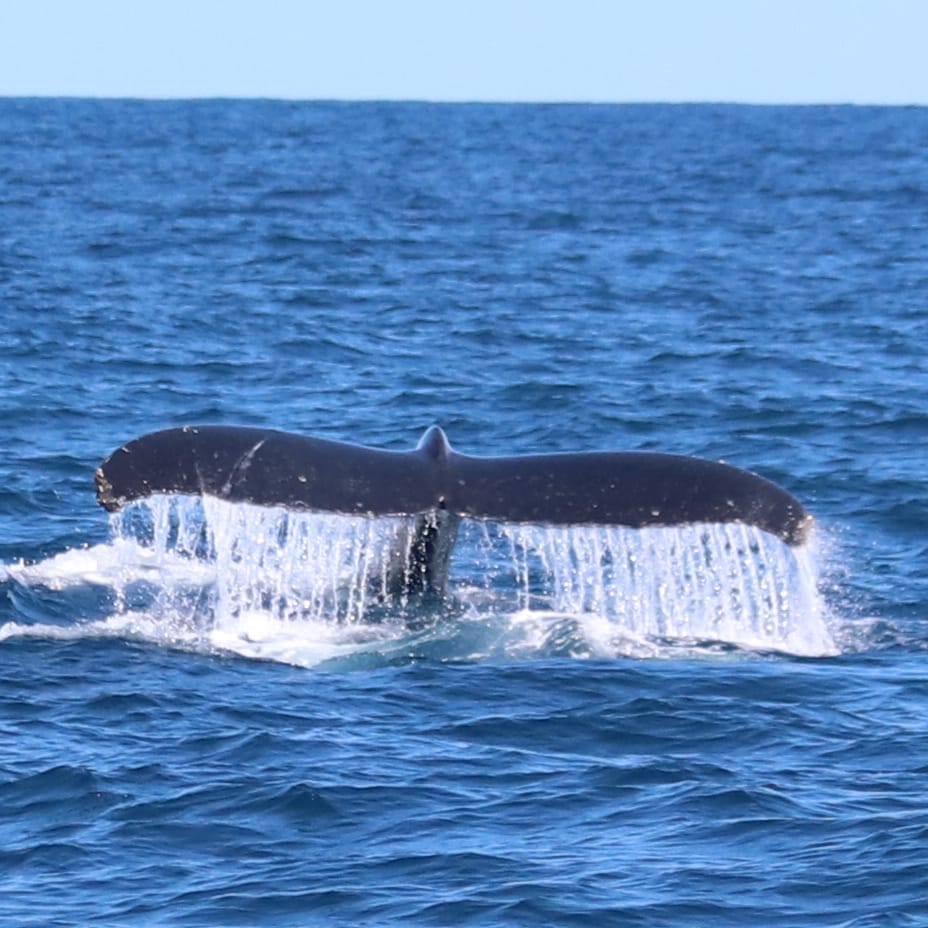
xmin=1 ymin=495 xmax=839 ymax=662
xmin=207 ymin=611 xmax=406 ymax=667
xmin=0 ymin=609 xmax=186 ymax=645
xmin=1 ymin=539 xmax=214 ymax=590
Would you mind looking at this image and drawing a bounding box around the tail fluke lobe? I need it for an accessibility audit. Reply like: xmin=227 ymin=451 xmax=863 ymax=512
xmin=446 ymin=450 xmax=811 ymax=546
xmin=95 ymin=425 xmax=442 ymax=516
xmin=96 ymin=425 xmax=812 ymax=547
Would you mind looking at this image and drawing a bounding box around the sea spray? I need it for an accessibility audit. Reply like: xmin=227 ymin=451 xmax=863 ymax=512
xmin=102 ymin=496 xmax=836 ymax=657
xmin=110 ymin=495 xmax=426 ymax=628
xmin=498 ymin=521 xmax=834 ymax=655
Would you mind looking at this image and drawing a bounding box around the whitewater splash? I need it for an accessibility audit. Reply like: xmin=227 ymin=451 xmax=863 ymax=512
xmin=1 ymin=496 xmax=837 ymax=664
xmin=499 ymin=521 xmax=832 ymax=654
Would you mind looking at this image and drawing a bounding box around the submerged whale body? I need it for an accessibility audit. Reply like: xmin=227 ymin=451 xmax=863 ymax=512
xmin=95 ymin=425 xmax=812 ymax=595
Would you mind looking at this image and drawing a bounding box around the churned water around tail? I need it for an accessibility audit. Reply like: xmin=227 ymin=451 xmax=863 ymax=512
xmin=3 ymin=495 xmax=835 ymax=666
xmin=2 ymin=100 xmax=928 ymax=926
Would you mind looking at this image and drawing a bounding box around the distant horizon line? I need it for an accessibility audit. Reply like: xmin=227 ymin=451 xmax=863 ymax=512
xmin=2 ymin=93 xmax=925 ymax=108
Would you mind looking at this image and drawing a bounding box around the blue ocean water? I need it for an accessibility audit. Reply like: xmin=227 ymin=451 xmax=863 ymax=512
xmin=1 ymin=99 xmax=927 ymax=926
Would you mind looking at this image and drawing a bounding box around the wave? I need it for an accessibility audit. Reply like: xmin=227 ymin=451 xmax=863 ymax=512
xmin=1 ymin=496 xmax=842 ymax=666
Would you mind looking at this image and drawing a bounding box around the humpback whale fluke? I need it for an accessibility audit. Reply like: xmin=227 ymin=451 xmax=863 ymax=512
xmin=96 ymin=424 xmax=812 ymax=545
xmin=96 ymin=425 xmax=812 ymax=595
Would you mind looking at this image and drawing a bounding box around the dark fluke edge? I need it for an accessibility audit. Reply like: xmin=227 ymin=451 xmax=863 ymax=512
xmin=96 ymin=424 xmax=812 ymax=546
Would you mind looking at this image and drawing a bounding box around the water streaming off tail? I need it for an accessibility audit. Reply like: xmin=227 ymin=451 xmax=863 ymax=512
xmin=103 ymin=495 xmax=835 ymax=658
xmin=495 ymin=522 xmax=834 ymax=654
xmin=112 ymin=496 xmax=429 ymax=628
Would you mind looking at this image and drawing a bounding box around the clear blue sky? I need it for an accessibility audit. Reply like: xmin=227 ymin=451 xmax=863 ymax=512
xmin=1 ymin=0 xmax=925 ymax=104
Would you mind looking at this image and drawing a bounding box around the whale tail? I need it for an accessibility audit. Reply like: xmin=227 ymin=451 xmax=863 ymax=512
xmin=95 ymin=425 xmax=812 ymax=594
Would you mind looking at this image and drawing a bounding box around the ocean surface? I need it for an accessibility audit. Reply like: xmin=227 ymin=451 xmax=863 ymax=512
xmin=0 ymin=99 xmax=926 ymax=926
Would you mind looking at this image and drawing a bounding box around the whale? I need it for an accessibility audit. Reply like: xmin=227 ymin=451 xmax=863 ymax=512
xmin=95 ymin=424 xmax=812 ymax=594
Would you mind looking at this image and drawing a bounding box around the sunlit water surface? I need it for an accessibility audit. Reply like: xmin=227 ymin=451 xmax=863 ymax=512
xmin=1 ymin=99 xmax=926 ymax=927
